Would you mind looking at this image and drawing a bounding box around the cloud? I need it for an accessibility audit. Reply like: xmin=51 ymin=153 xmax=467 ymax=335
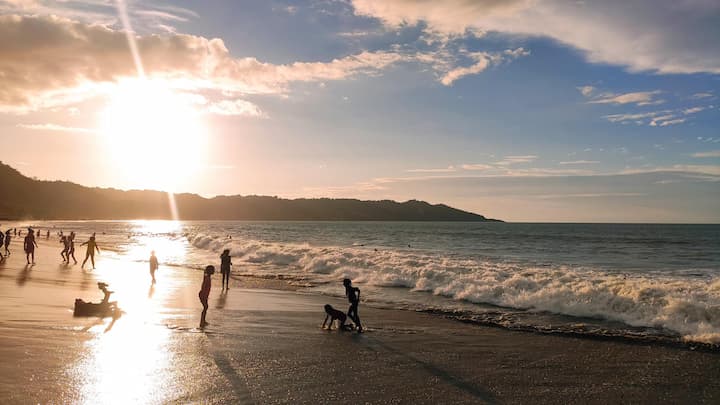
xmin=583 ymin=89 xmax=663 ymax=106
xmin=352 ymin=0 xmax=720 ymax=74
xmin=494 ymin=155 xmax=537 ymax=166
xmin=691 ymin=92 xmax=714 ymax=99
xmin=577 ymin=85 xmax=594 ymax=97
xmin=559 ymin=160 xmax=599 ymax=165
xmin=461 ymin=163 xmax=494 ymax=171
xmin=683 ymin=106 xmax=706 ymax=115
xmin=406 ymin=166 xmax=457 ymax=173
xmin=0 ymin=14 xmax=527 ymax=113
xmin=439 ymin=48 xmax=528 ymax=85
xmin=16 ymin=123 xmax=95 ymax=133
xmin=205 ymin=99 xmax=264 ymax=117
xmin=603 ymin=103 xmax=708 ymax=127
xmin=0 ymin=15 xmax=409 ymax=113
xmin=692 ymin=150 xmax=720 ymax=158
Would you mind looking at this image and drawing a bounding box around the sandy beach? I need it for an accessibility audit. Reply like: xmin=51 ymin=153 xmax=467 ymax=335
xmin=1 ymin=236 xmax=719 ymax=404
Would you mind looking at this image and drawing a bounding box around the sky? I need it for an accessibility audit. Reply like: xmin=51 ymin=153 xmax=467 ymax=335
xmin=0 ymin=0 xmax=719 ymax=222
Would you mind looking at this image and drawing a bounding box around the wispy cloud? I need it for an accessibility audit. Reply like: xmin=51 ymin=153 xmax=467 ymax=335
xmin=559 ymin=160 xmax=600 ymax=165
xmin=205 ymin=99 xmax=265 ymax=117
xmin=692 ymin=150 xmax=720 ymax=158
xmin=16 ymin=123 xmax=95 ymax=133
xmin=406 ymin=166 xmax=457 ymax=173
xmin=584 ymin=89 xmax=663 ymax=106
xmin=603 ymin=104 xmax=709 ymax=127
xmin=494 ymin=155 xmax=538 ymax=166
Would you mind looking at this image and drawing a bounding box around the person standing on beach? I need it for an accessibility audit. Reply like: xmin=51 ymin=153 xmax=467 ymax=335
xmin=149 ymin=251 xmax=159 ymax=284
xmin=80 ymin=236 xmax=100 ymax=269
xmin=0 ymin=229 xmax=4 ymax=261
xmin=199 ymin=265 xmax=215 ymax=328
xmin=67 ymin=232 xmax=77 ymax=264
xmin=343 ymin=278 xmax=363 ymax=332
xmin=220 ymin=249 xmax=232 ymax=290
xmin=24 ymin=229 xmax=38 ymax=265
xmin=4 ymin=230 xmax=11 ymax=256
xmin=60 ymin=235 xmax=69 ymax=263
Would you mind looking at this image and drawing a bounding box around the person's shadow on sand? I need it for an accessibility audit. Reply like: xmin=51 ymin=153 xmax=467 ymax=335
xmin=16 ymin=264 xmax=31 ymax=286
xmin=216 ymin=290 xmax=228 ymax=309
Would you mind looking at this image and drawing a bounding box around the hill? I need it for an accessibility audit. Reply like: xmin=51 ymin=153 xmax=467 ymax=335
xmin=0 ymin=162 xmax=500 ymax=221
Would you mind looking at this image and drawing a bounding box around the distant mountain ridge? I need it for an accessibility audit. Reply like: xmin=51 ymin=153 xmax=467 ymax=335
xmin=0 ymin=162 xmax=500 ymax=221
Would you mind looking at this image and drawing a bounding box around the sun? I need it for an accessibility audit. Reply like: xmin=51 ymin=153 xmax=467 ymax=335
xmin=98 ymin=79 xmax=207 ymax=192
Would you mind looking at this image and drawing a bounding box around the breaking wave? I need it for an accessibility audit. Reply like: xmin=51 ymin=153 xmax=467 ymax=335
xmin=186 ymin=232 xmax=720 ymax=344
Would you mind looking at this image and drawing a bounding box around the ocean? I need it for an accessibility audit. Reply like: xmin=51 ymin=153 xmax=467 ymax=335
xmin=11 ymin=220 xmax=720 ymax=344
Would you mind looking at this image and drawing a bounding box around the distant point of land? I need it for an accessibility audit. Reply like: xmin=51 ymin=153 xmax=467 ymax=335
xmin=0 ymin=162 xmax=501 ymax=222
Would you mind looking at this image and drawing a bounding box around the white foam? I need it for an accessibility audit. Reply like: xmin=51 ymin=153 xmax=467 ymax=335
xmin=186 ymin=232 xmax=720 ymax=343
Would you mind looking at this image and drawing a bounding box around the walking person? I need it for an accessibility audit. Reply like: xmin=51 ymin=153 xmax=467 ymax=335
xmin=24 ymin=228 xmax=38 ymax=265
xmin=81 ymin=235 xmax=100 ymax=269
xmin=60 ymin=235 xmax=69 ymax=263
xmin=149 ymin=250 xmax=159 ymax=284
xmin=220 ymin=249 xmax=232 ymax=290
xmin=343 ymin=278 xmax=363 ymax=332
xmin=199 ymin=265 xmax=215 ymax=328
xmin=67 ymin=232 xmax=77 ymax=264
xmin=4 ymin=229 xmax=11 ymax=256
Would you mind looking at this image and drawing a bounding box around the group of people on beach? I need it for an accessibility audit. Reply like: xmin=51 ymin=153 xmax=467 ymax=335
xmin=0 ymin=226 xmax=101 ymax=268
xmin=195 ymin=248 xmax=363 ymax=331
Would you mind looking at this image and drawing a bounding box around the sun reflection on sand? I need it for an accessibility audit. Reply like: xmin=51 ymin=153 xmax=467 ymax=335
xmin=70 ymin=220 xmax=191 ymax=404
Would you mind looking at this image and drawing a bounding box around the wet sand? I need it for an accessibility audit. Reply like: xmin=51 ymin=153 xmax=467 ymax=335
xmin=1 ymin=238 xmax=719 ymax=404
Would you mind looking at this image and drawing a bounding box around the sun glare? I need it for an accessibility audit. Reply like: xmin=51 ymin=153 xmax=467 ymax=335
xmin=98 ymin=79 xmax=207 ymax=192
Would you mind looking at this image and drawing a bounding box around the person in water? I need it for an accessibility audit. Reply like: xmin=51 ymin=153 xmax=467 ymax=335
xmin=220 ymin=249 xmax=232 ymax=290
xmin=81 ymin=236 xmax=100 ymax=269
xmin=67 ymin=232 xmax=77 ymax=264
xmin=4 ymin=229 xmax=11 ymax=256
xmin=343 ymin=278 xmax=363 ymax=332
xmin=149 ymin=251 xmax=159 ymax=284
xmin=24 ymin=229 xmax=38 ymax=265
xmin=60 ymin=235 xmax=69 ymax=263
xmin=199 ymin=265 xmax=214 ymax=328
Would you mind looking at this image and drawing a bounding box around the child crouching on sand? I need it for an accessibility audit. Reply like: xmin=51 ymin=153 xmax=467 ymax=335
xmin=199 ymin=265 xmax=214 ymax=328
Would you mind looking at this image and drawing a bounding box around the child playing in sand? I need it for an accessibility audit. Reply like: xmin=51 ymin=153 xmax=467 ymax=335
xmin=149 ymin=251 xmax=159 ymax=284
xmin=343 ymin=278 xmax=363 ymax=333
xmin=199 ymin=265 xmax=215 ymax=328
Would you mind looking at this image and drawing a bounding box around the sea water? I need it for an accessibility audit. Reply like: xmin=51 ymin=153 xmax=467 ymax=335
xmin=14 ymin=220 xmax=720 ymax=344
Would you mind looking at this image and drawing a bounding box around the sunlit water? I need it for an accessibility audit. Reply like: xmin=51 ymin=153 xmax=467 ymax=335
xmin=8 ymin=221 xmax=720 ymax=346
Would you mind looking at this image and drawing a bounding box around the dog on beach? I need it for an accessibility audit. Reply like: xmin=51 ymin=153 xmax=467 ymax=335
xmin=322 ymin=304 xmax=352 ymax=331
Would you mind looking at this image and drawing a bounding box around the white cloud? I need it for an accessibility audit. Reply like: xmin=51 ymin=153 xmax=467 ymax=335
xmin=692 ymin=150 xmax=720 ymax=158
xmin=683 ymin=106 xmax=706 ymax=115
xmin=0 ymin=14 xmax=526 ymax=113
xmin=691 ymin=92 xmax=714 ymax=99
xmin=494 ymin=155 xmax=538 ymax=166
xmin=657 ymin=118 xmax=686 ymax=127
xmin=461 ymin=163 xmax=494 ymax=171
xmin=406 ymin=166 xmax=457 ymax=173
xmin=352 ymin=0 xmax=720 ymax=74
xmin=577 ymin=85 xmax=594 ymax=97
xmin=16 ymin=123 xmax=95 ymax=133
xmin=0 ymin=15 xmax=408 ymax=113
xmin=205 ymin=99 xmax=264 ymax=117
xmin=586 ymin=90 xmax=663 ymax=106
xmin=559 ymin=160 xmax=599 ymax=165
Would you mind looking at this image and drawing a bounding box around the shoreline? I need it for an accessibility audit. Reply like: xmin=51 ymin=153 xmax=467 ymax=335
xmin=1 ymin=233 xmax=719 ymax=403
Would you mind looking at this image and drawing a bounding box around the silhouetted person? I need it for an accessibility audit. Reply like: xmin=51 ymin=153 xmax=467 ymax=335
xmin=199 ymin=265 xmax=215 ymax=328
xmin=46 ymin=230 xmax=50 ymax=239
xmin=24 ymin=229 xmax=38 ymax=265
xmin=60 ymin=235 xmax=69 ymax=263
xmin=220 ymin=249 xmax=232 ymax=290
xmin=343 ymin=278 xmax=363 ymax=332
xmin=0 ymin=229 xmax=4 ymax=261
xmin=149 ymin=251 xmax=159 ymax=284
xmin=81 ymin=236 xmax=100 ymax=269
xmin=4 ymin=230 xmax=11 ymax=256
xmin=323 ymin=304 xmax=351 ymax=330
xmin=67 ymin=232 xmax=77 ymax=264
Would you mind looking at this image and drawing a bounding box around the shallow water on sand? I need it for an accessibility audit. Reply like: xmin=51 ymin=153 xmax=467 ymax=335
xmin=4 ymin=220 xmax=720 ymax=345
